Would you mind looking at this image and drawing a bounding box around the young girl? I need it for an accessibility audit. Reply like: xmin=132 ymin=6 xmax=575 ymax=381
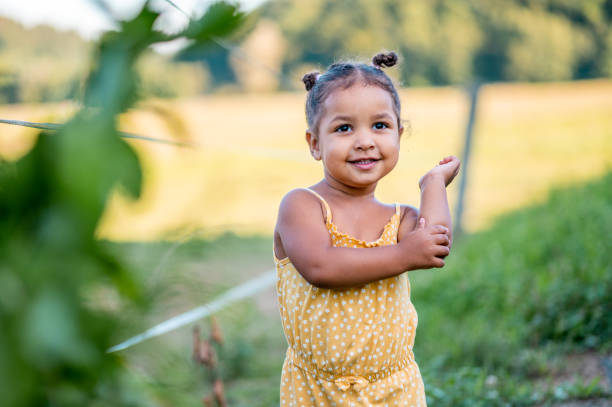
xmin=273 ymin=51 xmax=460 ymax=406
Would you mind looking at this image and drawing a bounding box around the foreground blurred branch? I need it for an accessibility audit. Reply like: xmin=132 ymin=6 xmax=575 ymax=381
xmin=0 ymin=2 xmax=244 ymax=406
xmin=193 ymin=317 xmax=227 ymax=407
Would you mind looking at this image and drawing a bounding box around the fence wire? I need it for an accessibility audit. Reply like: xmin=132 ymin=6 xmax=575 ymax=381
xmin=0 ymin=119 xmax=199 ymax=148
xmin=0 ymin=0 xmax=299 ymax=354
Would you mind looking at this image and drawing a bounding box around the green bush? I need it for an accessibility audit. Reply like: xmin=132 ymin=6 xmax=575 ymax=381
xmin=410 ymin=171 xmax=612 ymax=405
xmin=412 ymin=171 xmax=612 ymax=371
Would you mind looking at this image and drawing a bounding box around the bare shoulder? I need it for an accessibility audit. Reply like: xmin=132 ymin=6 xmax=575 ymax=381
xmin=277 ymin=188 xmax=327 ymax=227
xmin=274 ymin=188 xmax=331 ymax=261
xmin=397 ymin=204 xmax=419 ymax=241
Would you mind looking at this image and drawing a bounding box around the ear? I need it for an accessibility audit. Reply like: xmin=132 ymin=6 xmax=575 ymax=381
xmin=305 ymin=130 xmax=322 ymax=160
xmin=398 ymin=124 xmax=404 ymax=139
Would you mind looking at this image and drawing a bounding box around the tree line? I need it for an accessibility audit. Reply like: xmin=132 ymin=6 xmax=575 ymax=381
xmin=257 ymin=0 xmax=612 ymax=86
xmin=1 ymin=0 xmax=611 ymax=103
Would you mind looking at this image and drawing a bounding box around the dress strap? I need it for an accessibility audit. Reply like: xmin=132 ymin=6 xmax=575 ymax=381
xmin=303 ymin=188 xmax=332 ymax=223
xmin=395 ymin=202 xmax=401 ymax=217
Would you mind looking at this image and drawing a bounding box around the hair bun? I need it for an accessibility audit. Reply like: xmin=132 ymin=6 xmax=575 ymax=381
xmin=302 ymin=72 xmax=320 ymax=91
xmin=372 ymin=52 xmax=398 ymax=68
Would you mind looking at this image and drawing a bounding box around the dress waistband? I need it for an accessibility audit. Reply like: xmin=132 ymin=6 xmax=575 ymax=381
xmin=286 ymin=346 xmax=415 ymax=391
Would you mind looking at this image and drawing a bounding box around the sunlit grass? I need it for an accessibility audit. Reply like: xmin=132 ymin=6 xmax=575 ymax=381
xmin=1 ymin=80 xmax=610 ymax=241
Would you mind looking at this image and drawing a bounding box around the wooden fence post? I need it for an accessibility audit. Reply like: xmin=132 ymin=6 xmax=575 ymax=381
xmin=454 ymin=82 xmax=481 ymax=237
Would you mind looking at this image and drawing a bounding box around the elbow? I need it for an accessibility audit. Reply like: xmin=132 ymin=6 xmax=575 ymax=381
xmin=304 ymin=266 xmax=333 ymax=289
xmin=292 ymin=249 xmax=348 ymax=289
xmin=293 ymin=249 xmax=338 ymax=289
xmin=308 ymin=270 xmax=352 ymax=290
xmin=302 ymin=264 xmax=343 ymax=289
xmin=296 ymin=261 xmax=329 ymax=288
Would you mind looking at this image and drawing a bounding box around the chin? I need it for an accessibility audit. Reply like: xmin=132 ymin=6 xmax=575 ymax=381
xmin=347 ymin=177 xmax=382 ymax=188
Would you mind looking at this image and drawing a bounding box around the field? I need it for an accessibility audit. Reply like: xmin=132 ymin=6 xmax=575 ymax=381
xmin=0 ymin=80 xmax=611 ymax=405
xmin=1 ymin=79 xmax=611 ymax=241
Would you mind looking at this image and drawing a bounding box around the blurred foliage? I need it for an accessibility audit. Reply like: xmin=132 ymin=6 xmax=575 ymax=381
xmin=260 ymin=0 xmax=612 ymax=87
xmin=421 ymin=365 xmax=610 ymax=406
xmin=370 ymin=170 xmax=612 ymax=406
xmin=105 ymin=233 xmax=285 ymax=406
xmin=413 ymin=171 xmax=612 ymax=371
xmin=0 ymin=2 xmax=243 ymax=406
xmin=422 ymin=366 xmax=537 ymax=406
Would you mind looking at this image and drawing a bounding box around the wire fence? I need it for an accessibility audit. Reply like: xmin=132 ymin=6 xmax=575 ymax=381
xmin=0 ymin=119 xmax=199 ymax=148
xmin=0 ymin=0 xmax=477 ymax=356
xmin=0 ymin=0 xmax=298 ymax=355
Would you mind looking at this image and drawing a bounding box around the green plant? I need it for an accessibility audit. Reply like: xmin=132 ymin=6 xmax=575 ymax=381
xmin=0 ymin=2 xmax=244 ymax=406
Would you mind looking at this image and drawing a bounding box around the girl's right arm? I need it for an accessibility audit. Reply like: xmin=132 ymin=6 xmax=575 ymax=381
xmin=275 ymin=189 xmax=450 ymax=289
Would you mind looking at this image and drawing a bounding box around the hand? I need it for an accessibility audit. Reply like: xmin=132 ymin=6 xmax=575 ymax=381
xmin=419 ymin=155 xmax=461 ymax=188
xmin=400 ymin=218 xmax=450 ymax=270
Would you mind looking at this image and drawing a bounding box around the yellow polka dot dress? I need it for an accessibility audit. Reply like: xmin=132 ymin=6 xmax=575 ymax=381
xmin=274 ymin=188 xmax=427 ymax=406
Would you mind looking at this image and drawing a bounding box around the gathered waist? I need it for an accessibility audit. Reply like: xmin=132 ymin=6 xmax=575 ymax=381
xmin=286 ymin=345 xmax=415 ymax=386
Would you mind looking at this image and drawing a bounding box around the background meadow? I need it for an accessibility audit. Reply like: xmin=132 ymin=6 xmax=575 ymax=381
xmin=0 ymin=1 xmax=611 ymax=406
xmin=2 ymin=79 xmax=611 ymax=240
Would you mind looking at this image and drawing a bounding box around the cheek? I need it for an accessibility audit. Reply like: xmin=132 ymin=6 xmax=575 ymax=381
xmin=383 ymin=136 xmax=401 ymax=155
xmin=386 ymin=149 xmax=399 ymax=166
xmin=323 ymin=138 xmax=347 ymax=156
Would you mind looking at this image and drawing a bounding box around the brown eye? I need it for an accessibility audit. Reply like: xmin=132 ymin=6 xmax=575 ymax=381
xmin=336 ymin=124 xmax=351 ymax=132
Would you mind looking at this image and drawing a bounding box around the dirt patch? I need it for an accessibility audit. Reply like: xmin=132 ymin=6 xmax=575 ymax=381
xmin=549 ymin=352 xmax=611 ymax=393
xmin=533 ymin=351 xmax=612 ymax=407
xmin=539 ymin=398 xmax=611 ymax=407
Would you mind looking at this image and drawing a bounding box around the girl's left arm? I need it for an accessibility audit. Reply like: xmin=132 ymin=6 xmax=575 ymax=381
xmin=418 ymin=173 xmax=453 ymax=246
xmin=415 ymin=156 xmax=460 ymax=247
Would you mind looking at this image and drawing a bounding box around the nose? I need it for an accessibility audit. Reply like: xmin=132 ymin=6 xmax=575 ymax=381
xmin=354 ymin=130 xmax=375 ymax=151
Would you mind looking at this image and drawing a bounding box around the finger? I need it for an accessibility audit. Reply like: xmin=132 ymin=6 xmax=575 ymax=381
xmin=434 ymin=245 xmax=450 ymax=257
xmin=431 ymin=225 xmax=449 ymax=234
xmin=433 ymin=257 xmax=445 ymax=268
xmin=434 ymin=234 xmax=450 ymax=245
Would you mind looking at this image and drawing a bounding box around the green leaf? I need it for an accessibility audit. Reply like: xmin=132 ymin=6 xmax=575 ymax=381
xmin=183 ymin=2 xmax=245 ymax=42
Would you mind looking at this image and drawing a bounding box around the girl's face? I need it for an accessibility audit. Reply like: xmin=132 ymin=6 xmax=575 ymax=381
xmin=306 ymin=83 xmax=403 ymax=191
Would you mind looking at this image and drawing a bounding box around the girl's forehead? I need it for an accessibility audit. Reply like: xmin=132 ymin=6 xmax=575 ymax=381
xmin=322 ymin=84 xmax=396 ymax=117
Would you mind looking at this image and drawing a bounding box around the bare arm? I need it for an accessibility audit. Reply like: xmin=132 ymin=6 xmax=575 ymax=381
xmin=417 ymin=156 xmax=460 ymax=246
xmin=419 ymin=173 xmax=453 ymax=245
xmin=276 ymin=189 xmax=449 ymax=289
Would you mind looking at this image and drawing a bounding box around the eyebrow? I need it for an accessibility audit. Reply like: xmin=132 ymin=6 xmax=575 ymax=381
xmin=371 ymin=113 xmax=393 ymax=120
xmin=329 ymin=115 xmax=354 ymax=123
xmin=329 ymin=113 xmax=393 ymax=122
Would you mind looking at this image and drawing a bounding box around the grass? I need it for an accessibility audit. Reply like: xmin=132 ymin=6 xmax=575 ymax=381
xmin=411 ymin=171 xmax=612 ymax=367
xmin=411 ymin=171 xmax=612 ymax=406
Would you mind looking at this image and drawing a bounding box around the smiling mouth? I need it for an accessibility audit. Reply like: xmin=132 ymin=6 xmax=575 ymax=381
xmin=349 ymin=158 xmax=380 ymax=169
xmin=349 ymin=158 xmax=380 ymax=164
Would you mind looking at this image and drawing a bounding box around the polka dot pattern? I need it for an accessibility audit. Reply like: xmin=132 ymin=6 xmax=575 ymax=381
xmin=273 ymin=188 xmax=427 ymax=406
